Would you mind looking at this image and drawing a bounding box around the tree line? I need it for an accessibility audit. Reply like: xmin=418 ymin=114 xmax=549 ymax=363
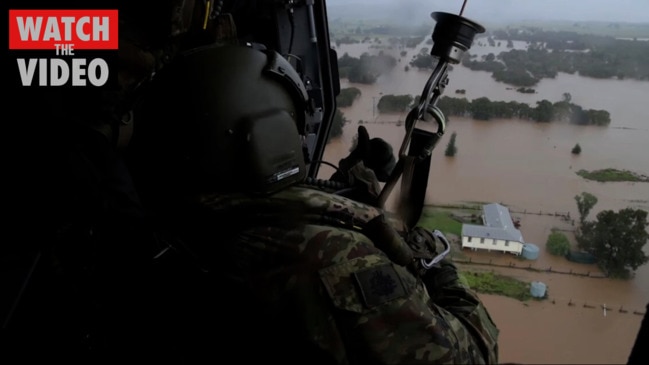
xmin=377 ymin=94 xmax=413 ymax=113
xmin=544 ymin=192 xmax=648 ymax=279
xmin=573 ymin=192 xmax=648 ymax=279
xmin=463 ymin=27 xmax=649 ymax=87
xmin=334 ymin=89 xmax=610 ymax=127
xmin=337 ymin=52 xmax=397 ymax=84
xmin=436 ymin=95 xmax=611 ymax=126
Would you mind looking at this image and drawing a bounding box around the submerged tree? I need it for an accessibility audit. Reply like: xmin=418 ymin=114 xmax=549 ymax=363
xmin=336 ymin=87 xmax=361 ymax=107
xmin=377 ymin=94 xmax=413 ymax=113
xmin=562 ymin=92 xmax=572 ymax=103
xmin=445 ymin=132 xmax=458 ymax=157
xmin=575 ymin=192 xmax=598 ymax=224
xmin=577 ymin=208 xmax=649 ymax=279
xmin=546 ymin=231 xmax=570 ymax=256
xmin=571 ymin=143 xmax=582 ymax=155
xmin=328 ymin=108 xmax=348 ymax=140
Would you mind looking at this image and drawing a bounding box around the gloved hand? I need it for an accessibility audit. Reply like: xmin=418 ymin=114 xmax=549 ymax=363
xmin=423 ymin=259 xmax=460 ymax=290
xmin=330 ymin=125 xmax=396 ymax=183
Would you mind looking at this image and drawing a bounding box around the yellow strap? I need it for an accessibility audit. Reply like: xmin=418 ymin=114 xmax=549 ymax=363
xmin=203 ymin=0 xmax=212 ymax=30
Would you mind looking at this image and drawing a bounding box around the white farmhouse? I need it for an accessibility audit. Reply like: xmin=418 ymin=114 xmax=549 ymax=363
xmin=461 ymin=203 xmax=525 ymax=255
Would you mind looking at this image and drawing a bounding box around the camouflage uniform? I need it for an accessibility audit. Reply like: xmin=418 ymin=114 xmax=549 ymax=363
xmin=191 ymin=185 xmax=499 ymax=364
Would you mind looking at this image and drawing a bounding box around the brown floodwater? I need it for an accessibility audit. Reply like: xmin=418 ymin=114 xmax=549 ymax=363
xmin=319 ymin=40 xmax=649 ymax=364
xmin=480 ymin=293 xmax=643 ymax=364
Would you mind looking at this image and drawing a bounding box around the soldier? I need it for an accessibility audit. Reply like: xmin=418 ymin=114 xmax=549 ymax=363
xmin=125 ymin=38 xmax=500 ymax=364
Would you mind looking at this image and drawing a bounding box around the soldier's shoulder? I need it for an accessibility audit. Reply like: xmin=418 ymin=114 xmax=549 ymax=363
xmin=281 ymin=185 xmax=407 ymax=230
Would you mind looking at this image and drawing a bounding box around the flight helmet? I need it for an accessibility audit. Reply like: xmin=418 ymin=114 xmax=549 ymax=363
xmin=128 ymin=43 xmax=309 ymax=199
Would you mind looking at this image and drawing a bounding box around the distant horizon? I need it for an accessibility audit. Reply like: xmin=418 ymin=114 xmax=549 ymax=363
xmin=325 ymin=0 xmax=649 ymax=24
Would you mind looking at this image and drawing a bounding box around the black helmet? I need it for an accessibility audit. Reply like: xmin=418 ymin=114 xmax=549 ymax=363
xmin=127 ymin=44 xmax=309 ymax=199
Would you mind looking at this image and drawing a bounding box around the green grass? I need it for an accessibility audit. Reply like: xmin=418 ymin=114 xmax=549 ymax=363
xmin=417 ymin=208 xmax=463 ymax=236
xmin=576 ymin=168 xmax=649 ymax=183
xmin=460 ymin=271 xmax=534 ymax=302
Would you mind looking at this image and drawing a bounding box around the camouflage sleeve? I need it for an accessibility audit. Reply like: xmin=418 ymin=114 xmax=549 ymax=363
xmin=314 ymin=227 xmax=498 ymax=364
xmin=210 ymin=187 xmax=498 ymax=364
xmin=422 ymin=259 xmax=500 ymax=364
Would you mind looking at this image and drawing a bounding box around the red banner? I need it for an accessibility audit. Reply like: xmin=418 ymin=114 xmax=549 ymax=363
xmin=8 ymin=9 xmax=118 ymax=50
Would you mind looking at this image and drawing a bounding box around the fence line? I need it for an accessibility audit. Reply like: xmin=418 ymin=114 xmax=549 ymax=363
xmin=430 ymin=204 xmax=574 ymax=221
xmin=452 ymin=257 xmax=607 ymax=278
xmin=508 ymin=208 xmax=571 ymax=217
xmin=542 ymin=297 xmax=645 ymax=316
xmin=453 ymin=258 xmax=647 ymax=315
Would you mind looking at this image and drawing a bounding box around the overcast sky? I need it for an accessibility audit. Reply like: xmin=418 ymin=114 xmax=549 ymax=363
xmin=326 ymin=0 xmax=649 ymax=23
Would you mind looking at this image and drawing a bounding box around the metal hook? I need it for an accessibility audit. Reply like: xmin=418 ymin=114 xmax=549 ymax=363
xmin=421 ymin=230 xmax=451 ymax=269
